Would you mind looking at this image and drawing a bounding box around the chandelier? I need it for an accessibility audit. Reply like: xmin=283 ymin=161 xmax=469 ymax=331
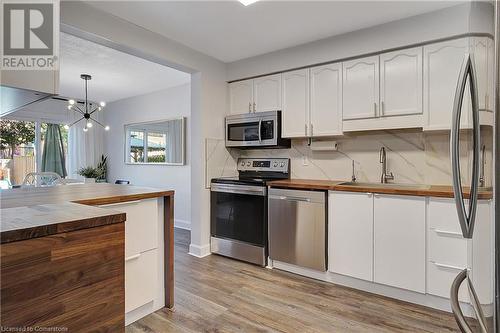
xmin=65 ymin=74 xmax=110 ymax=132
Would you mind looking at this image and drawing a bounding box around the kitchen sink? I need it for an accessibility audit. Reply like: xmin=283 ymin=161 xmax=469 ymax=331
xmin=338 ymin=182 xmax=432 ymax=190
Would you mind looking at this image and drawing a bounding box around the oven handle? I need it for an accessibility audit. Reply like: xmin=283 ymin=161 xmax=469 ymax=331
xmin=211 ymin=183 xmax=266 ymax=196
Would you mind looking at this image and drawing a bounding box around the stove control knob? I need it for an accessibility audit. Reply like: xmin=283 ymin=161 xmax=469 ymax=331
xmin=246 ymin=162 xmax=251 ymax=166
xmin=241 ymin=161 xmax=245 ymax=166
xmin=273 ymin=162 xmax=278 ymax=167
xmin=280 ymin=162 xmax=285 ymax=167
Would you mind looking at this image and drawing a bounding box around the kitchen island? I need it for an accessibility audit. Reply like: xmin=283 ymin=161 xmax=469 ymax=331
xmin=0 ymin=183 xmax=175 ymax=332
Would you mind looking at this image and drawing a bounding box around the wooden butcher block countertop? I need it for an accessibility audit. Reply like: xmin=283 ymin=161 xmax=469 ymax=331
xmin=267 ymin=179 xmax=493 ymax=200
xmin=0 ymin=183 xmax=174 ymax=243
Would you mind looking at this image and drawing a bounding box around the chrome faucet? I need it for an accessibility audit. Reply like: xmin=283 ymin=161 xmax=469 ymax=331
xmin=379 ymin=147 xmax=394 ymax=184
xmin=479 ymin=145 xmax=486 ymax=187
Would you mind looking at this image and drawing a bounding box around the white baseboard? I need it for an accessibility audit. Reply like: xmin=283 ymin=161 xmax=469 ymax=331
xmin=174 ymin=219 xmax=191 ymax=230
xmin=188 ymin=243 xmax=211 ymax=258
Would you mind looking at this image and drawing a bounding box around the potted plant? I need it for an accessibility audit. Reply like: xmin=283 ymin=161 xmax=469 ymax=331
xmin=77 ymin=166 xmax=102 ymax=183
xmin=96 ymin=155 xmax=108 ymax=183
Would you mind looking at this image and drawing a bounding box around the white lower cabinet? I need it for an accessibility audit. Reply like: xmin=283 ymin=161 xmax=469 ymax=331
xmin=328 ymin=191 xmax=373 ymax=281
xmin=427 ymin=198 xmax=493 ymax=304
xmin=125 ymin=249 xmax=157 ymax=313
xmin=373 ymin=195 xmax=426 ymax=293
xmin=99 ymin=199 xmax=161 ymax=315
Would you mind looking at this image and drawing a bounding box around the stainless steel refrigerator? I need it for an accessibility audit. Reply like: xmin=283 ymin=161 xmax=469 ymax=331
xmin=449 ymin=2 xmax=498 ymax=332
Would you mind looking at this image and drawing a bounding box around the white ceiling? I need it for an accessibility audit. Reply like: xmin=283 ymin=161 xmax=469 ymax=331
xmin=87 ymin=0 xmax=464 ymax=63
xmin=10 ymin=32 xmax=190 ymax=121
xmin=59 ymin=32 xmax=190 ymax=103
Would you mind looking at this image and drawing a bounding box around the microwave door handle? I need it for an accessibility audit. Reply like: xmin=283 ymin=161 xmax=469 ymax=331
xmin=258 ymin=119 xmax=262 ymax=143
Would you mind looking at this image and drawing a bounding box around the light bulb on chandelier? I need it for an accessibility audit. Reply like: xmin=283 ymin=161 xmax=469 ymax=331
xmin=65 ymin=74 xmax=110 ymax=132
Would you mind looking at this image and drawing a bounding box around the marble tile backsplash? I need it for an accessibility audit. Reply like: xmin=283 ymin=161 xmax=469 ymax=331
xmin=206 ymin=129 xmax=493 ymax=187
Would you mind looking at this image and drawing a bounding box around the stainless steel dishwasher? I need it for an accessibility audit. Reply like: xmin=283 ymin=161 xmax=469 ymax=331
xmin=268 ymin=188 xmax=327 ymax=271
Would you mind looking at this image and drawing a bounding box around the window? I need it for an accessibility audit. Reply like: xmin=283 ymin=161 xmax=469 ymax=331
xmin=129 ymin=130 xmax=145 ymax=163
xmin=125 ymin=118 xmax=184 ymax=165
xmin=0 ymin=120 xmax=36 ymax=186
xmin=147 ymin=132 xmax=167 ymax=163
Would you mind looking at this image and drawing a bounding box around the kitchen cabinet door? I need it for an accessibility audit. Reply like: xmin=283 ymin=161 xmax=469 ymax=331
xmin=254 ymin=74 xmax=282 ymax=112
xmin=342 ymin=55 xmax=379 ymax=120
xmin=373 ymin=195 xmax=426 ymax=293
xmin=473 ymin=37 xmax=489 ymax=112
xmin=310 ymin=63 xmax=343 ymax=136
xmin=472 ymin=201 xmax=494 ymax=305
xmin=329 ymin=191 xmax=373 ymax=281
xmin=423 ymin=38 xmax=471 ymax=130
xmin=487 ymin=38 xmax=495 ymax=113
xmin=427 ymin=198 xmax=470 ymax=301
xmin=282 ymin=69 xmax=309 ymax=138
xmin=229 ymin=79 xmax=253 ymax=115
xmin=379 ymin=47 xmax=423 ymax=117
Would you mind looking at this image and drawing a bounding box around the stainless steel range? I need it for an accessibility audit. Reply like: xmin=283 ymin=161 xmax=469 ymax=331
xmin=210 ymin=158 xmax=290 ymax=266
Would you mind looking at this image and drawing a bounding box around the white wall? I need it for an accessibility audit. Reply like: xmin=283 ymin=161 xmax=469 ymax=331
xmin=61 ymin=1 xmax=227 ymax=257
xmin=227 ymin=2 xmax=493 ymax=81
xmin=104 ymin=84 xmax=191 ymax=229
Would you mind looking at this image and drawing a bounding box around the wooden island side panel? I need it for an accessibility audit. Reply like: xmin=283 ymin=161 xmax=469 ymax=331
xmin=0 ymin=223 xmax=125 ymax=332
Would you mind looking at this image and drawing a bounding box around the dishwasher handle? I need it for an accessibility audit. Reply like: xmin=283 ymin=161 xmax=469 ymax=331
xmin=269 ymin=195 xmax=311 ymax=202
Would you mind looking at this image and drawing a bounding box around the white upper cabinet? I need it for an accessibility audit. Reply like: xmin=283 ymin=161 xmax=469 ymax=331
xmin=487 ymin=38 xmax=495 ymax=112
xmin=310 ymin=63 xmax=343 ymax=136
xmin=229 ymin=79 xmax=253 ymax=115
xmin=380 ymin=47 xmax=423 ymax=117
xmin=472 ymin=37 xmax=494 ymax=118
xmin=329 ymin=191 xmax=373 ymax=281
xmin=229 ymin=74 xmax=281 ymax=115
xmin=423 ymin=38 xmax=471 ymax=130
xmin=282 ymin=69 xmax=309 ymax=138
xmin=373 ymin=195 xmax=426 ymax=293
xmin=342 ymin=55 xmax=379 ymax=120
xmin=254 ymin=74 xmax=282 ymax=112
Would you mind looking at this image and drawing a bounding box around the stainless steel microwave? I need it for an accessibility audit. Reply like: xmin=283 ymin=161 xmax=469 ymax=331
xmin=225 ymin=111 xmax=291 ymax=149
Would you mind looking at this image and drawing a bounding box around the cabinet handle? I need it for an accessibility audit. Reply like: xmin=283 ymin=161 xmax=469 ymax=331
xmin=248 ymin=102 xmax=251 ymax=113
xmin=310 ymin=123 xmax=313 ymax=136
xmin=126 ymin=253 xmax=141 ymax=261
xmin=432 ymin=228 xmax=463 ymax=237
xmin=381 ymin=101 xmax=385 ymax=116
xmin=253 ymin=102 xmax=256 ymax=113
xmin=432 ymin=261 xmax=465 ymax=271
xmin=374 ymin=102 xmax=377 ymax=117
xmin=305 ymin=123 xmax=308 ymax=136
xmin=366 ymin=193 xmax=373 ymax=197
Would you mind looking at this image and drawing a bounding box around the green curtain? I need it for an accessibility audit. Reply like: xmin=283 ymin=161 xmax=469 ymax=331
xmin=41 ymin=124 xmax=67 ymax=177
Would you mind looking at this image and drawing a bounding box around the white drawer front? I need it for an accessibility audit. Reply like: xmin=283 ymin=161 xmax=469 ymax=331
xmin=428 ymin=228 xmax=469 ymax=267
xmin=100 ymin=199 xmax=159 ymax=257
xmin=427 ymin=260 xmax=468 ymax=302
xmin=125 ymin=249 xmax=157 ymax=313
xmin=427 ymin=198 xmax=464 ymax=233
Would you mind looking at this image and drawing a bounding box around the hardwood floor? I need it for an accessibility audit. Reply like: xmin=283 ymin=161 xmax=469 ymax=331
xmin=127 ymin=228 xmax=464 ymax=333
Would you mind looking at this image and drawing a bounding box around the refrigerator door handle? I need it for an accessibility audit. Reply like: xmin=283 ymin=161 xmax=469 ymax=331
xmin=450 ymin=268 xmax=489 ymax=333
xmin=451 ymin=269 xmax=474 ymax=333
xmin=466 ymin=274 xmax=489 ymax=333
xmin=450 ymin=53 xmax=481 ymax=239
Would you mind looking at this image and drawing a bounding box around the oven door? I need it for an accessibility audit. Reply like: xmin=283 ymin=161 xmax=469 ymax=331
xmin=210 ymin=183 xmax=267 ymax=246
xmin=225 ymin=114 xmax=278 ymax=148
